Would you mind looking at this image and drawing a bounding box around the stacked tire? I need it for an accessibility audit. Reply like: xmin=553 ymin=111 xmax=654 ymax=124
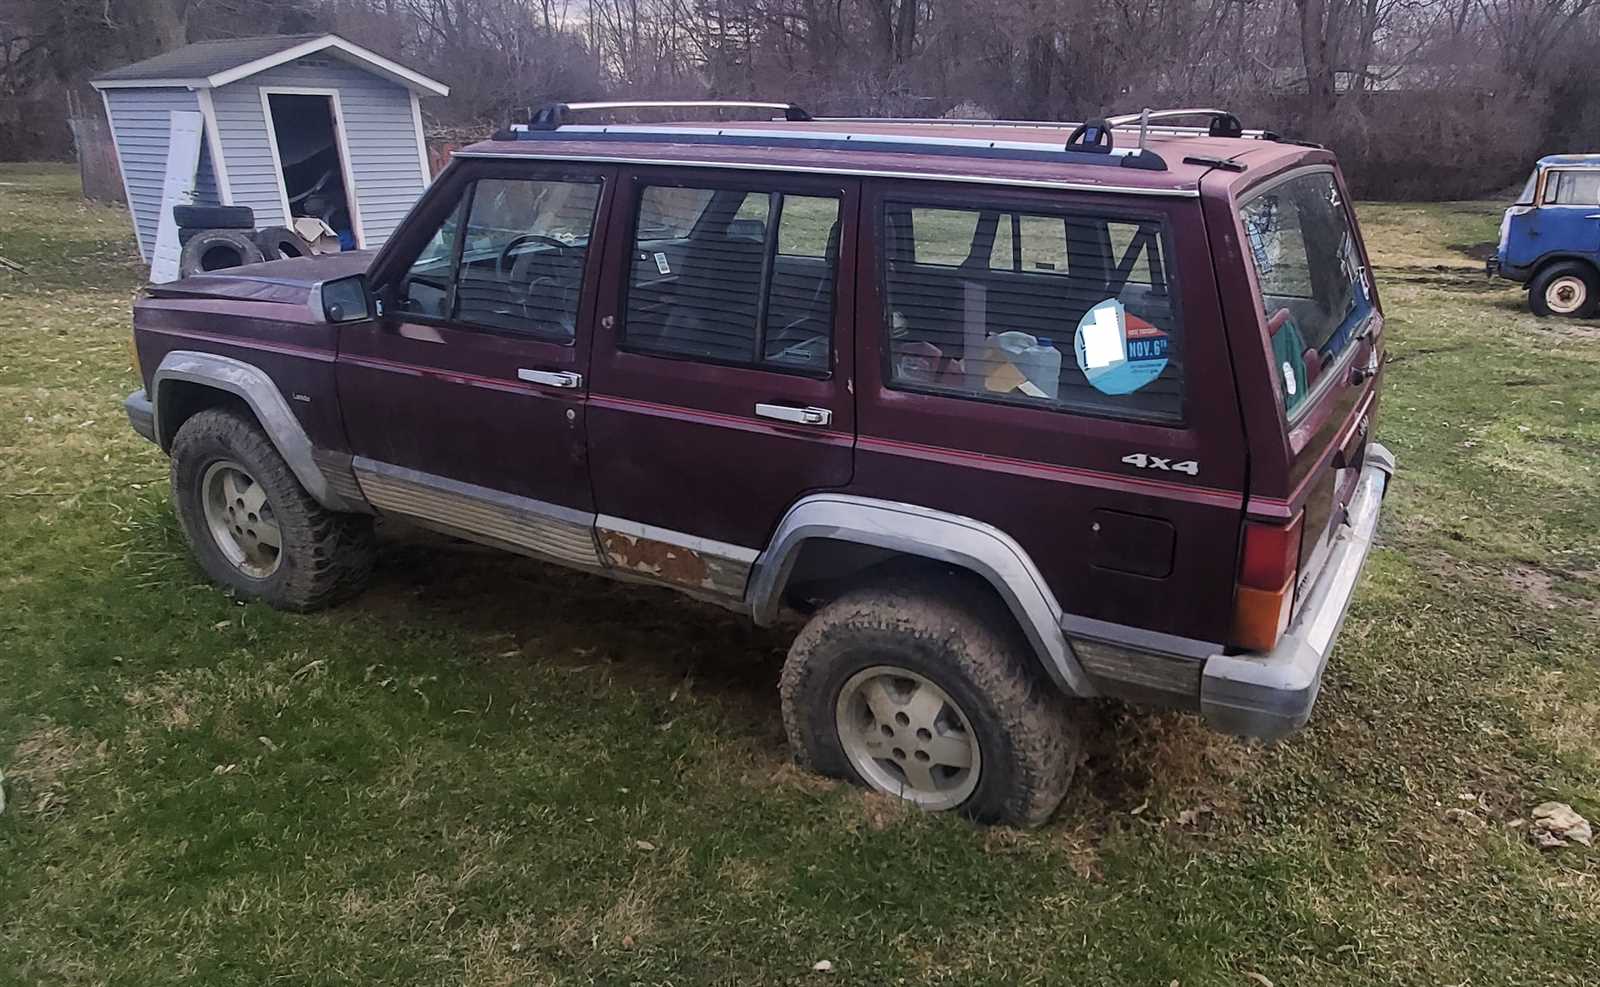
xmin=175 ymin=205 xmax=316 ymax=278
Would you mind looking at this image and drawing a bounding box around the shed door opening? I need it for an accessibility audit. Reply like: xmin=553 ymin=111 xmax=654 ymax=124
xmin=265 ymin=92 xmax=359 ymax=249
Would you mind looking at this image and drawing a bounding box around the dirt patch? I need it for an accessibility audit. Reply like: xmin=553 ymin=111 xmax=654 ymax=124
xmin=1507 ymin=566 xmax=1562 ymax=610
xmin=5 ymin=724 xmax=105 ymax=818
xmin=1448 ymin=240 xmax=1498 ymax=262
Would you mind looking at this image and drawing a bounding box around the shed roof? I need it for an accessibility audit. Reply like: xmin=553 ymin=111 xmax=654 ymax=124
xmin=91 ymin=33 xmax=449 ymax=96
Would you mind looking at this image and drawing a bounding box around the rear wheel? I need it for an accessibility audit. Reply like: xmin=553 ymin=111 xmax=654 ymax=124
xmin=1529 ymin=261 xmax=1598 ymax=318
xmin=780 ymin=582 xmax=1081 ymax=827
xmin=170 ymin=408 xmax=374 ymax=611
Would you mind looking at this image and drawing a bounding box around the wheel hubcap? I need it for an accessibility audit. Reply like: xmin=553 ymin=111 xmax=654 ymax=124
xmin=201 ymin=460 xmax=281 ymax=578
xmin=1548 ymin=276 xmax=1587 ymax=315
xmin=835 ymin=665 xmax=981 ymax=810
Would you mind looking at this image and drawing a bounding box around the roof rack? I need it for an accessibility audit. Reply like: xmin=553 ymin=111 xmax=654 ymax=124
xmin=520 ymin=100 xmax=813 ymax=132
xmin=818 ymin=107 xmax=1280 ymax=143
xmin=496 ymin=101 xmax=1175 ymax=172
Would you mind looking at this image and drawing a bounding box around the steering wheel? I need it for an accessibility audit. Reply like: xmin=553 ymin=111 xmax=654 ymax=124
xmin=496 ymin=233 xmax=569 ymax=281
xmin=518 ymin=274 xmax=578 ymax=333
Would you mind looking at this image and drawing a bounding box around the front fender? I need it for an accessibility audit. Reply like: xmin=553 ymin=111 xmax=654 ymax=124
xmin=150 ymin=350 xmax=364 ymax=513
xmin=746 ymin=494 xmax=1097 ymax=697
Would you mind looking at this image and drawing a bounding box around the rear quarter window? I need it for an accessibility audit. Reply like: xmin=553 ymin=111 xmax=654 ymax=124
xmin=881 ymin=201 xmax=1183 ymax=424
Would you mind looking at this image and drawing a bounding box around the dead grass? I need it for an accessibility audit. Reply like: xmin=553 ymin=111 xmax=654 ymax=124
xmin=3 ymin=165 xmax=1600 ymax=986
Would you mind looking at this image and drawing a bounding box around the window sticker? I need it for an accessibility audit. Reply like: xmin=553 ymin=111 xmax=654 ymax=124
xmin=1073 ymin=298 xmax=1169 ymax=395
xmin=653 ymin=251 xmax=671 ymax=275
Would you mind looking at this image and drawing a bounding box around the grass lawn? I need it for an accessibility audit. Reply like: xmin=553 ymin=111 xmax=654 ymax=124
xmin=2 ymin=163 xmax=1597 ymax=985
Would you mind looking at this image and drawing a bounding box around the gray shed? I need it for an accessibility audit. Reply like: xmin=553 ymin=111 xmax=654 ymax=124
xmin=91 ymin=34 xmax=449 ymax=261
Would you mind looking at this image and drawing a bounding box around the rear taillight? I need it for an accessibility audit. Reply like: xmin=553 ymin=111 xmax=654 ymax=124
xmin=1230 ymin=514 xmax=1304 ymax=652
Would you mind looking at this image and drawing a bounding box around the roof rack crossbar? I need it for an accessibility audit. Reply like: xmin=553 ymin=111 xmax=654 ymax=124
xmin=526 ymin=100 xmax=812 ymax=131
xmin=1106 ymin=107 xmax=1245 ymax=139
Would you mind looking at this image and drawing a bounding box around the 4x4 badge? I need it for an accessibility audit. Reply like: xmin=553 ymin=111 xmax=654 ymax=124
xmin=1121 ymin=453 xmax=1199 ymax=476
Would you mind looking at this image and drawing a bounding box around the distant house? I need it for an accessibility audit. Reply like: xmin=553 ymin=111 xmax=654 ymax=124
xmin=91 ymin=34 xmax=449 ymax=260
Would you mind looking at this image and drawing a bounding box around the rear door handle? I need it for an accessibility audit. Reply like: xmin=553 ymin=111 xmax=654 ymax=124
xmin=755 ymin=403 xmax=832 ymax=426
xmin=517 ymin=369 xmax=583 ymax=388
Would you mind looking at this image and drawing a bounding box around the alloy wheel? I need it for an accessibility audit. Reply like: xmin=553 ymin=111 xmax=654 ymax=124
xmin=834 ymin=665 xmax=981 ymax=810
xmin=200 ymin=460 xmax=282 ymax=578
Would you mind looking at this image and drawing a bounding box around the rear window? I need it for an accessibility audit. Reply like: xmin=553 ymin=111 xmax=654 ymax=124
xmin=881 ymin=202 xmax=1182 ymax=424
xmin=1240 ymin=171 xmax=1374 ymax=417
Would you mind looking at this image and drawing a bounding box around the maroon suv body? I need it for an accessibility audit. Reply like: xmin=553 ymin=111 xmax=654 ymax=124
xmin=125 ymin=107 xmax=1394 ymax=826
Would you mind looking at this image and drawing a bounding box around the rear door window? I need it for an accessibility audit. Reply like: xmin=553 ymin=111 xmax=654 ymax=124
xmin=881 ymin=201 xmax=1183 ymax=424
xmin=622 ymin=185 xmax=842 ymax=373
xmin=1239 ymin=171 xmax=1374 ymax=417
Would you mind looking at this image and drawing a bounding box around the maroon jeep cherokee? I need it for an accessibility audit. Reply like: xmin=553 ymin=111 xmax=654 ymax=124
xmin=124 ymin=104 xmax=1394 ymax=826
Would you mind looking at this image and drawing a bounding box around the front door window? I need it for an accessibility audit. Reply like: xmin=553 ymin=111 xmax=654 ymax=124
xmin=399 ymin=177 xmax=602 ymax=340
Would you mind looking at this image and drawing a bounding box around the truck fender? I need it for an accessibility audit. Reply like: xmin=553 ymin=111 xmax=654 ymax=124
xmin=150 ymin=350 xmax=365 ymax=513
xmin=745 ymin=493 xmax=1098 ymax=697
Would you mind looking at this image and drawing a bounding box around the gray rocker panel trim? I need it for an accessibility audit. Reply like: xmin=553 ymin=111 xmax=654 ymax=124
xmin=150 ymin=350 xmax=365 ymax=513
xmin=352 ymin=457 xmax=603 ymax=569
xmin=746 ymin=493 xmax=1098 ymax=697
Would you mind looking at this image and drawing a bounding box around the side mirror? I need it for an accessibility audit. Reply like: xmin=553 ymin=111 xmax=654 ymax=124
xmin=320 ymin=274 xmax=373 ymax=323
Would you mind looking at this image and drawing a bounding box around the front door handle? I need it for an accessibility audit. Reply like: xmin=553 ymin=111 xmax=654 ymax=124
xmin=517 ymin=368 xmax=583 ymax=389
xmin=755 ymin=403 xmax=832 ymax=426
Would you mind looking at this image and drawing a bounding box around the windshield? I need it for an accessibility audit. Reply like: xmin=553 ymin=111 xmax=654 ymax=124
xmin=1240 ymin=171 xmax=1374 ymax=417
xmin=1516 ymin=169 xmax=1539 ymax=205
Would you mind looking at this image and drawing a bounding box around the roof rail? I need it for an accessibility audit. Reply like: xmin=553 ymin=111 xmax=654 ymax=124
xmin=815 ymin=110 xmax=1281 ymax=143
xmin=489 ymin=120 xmax=1172 ymax=172
xmin=522 ymin=100 xmax=812 ymax=131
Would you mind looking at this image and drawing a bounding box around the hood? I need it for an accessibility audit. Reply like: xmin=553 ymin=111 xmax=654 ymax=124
xmin=145 ymin=250 xmax=377 ymax=306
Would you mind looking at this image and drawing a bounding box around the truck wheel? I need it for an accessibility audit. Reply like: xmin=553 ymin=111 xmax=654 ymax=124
xmin=1529 ymin=262 xmax=1598 ymax=318
xmin=780 ymin=583 xmax=1080 ymax=827
xmin=169 ymin=408 xmax=374 ymax=611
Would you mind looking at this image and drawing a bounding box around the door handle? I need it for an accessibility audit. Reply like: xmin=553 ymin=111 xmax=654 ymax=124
xmin=517 ymin=368 xmax=583 ymax=388
xmin=755 ymin=403 xmax=832 ymax=426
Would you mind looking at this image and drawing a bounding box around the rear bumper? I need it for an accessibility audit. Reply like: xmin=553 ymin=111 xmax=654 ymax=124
xmin=125 ymin=389 xmax=156 ymax=443
xmin=1200 ymin=443 xmax=1396 ymax=740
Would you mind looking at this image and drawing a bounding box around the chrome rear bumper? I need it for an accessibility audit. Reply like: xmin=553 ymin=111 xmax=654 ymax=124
xmin=1200 ymin=443 xmax=1396 ymax=739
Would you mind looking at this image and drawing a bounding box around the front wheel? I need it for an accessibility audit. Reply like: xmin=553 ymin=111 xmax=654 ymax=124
xmin=1529 ymin=261 xmax=1599 ymax=318
xmin=780 ymin=582 xmax=1081 ymax=827
xmin=170 ymin=408 xmax=375 ymax=611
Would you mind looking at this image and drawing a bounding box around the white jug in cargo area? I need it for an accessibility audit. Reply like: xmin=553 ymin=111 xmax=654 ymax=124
xmin=972 ymin=330 xmax=1063 ymax=400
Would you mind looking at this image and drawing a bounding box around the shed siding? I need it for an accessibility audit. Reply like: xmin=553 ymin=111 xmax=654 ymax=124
xmin=104 ymin=87 xmax=222 ymax=261
xmin=210 ymin=57 xmax=426 ymax=246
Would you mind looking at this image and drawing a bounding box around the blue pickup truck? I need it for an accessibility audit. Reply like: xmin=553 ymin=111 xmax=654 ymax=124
xmin=1489 ymin=154 xmax=1600 ymax=317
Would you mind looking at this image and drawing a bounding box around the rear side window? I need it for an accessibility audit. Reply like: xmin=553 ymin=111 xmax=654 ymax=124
xmin=881 ymin=202 xmax=1183 ymax=424
xmin=1240 ymin=171 xmax=1374 ymax=417
xmin=622 ymin=185 xmax=842 ymax=373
